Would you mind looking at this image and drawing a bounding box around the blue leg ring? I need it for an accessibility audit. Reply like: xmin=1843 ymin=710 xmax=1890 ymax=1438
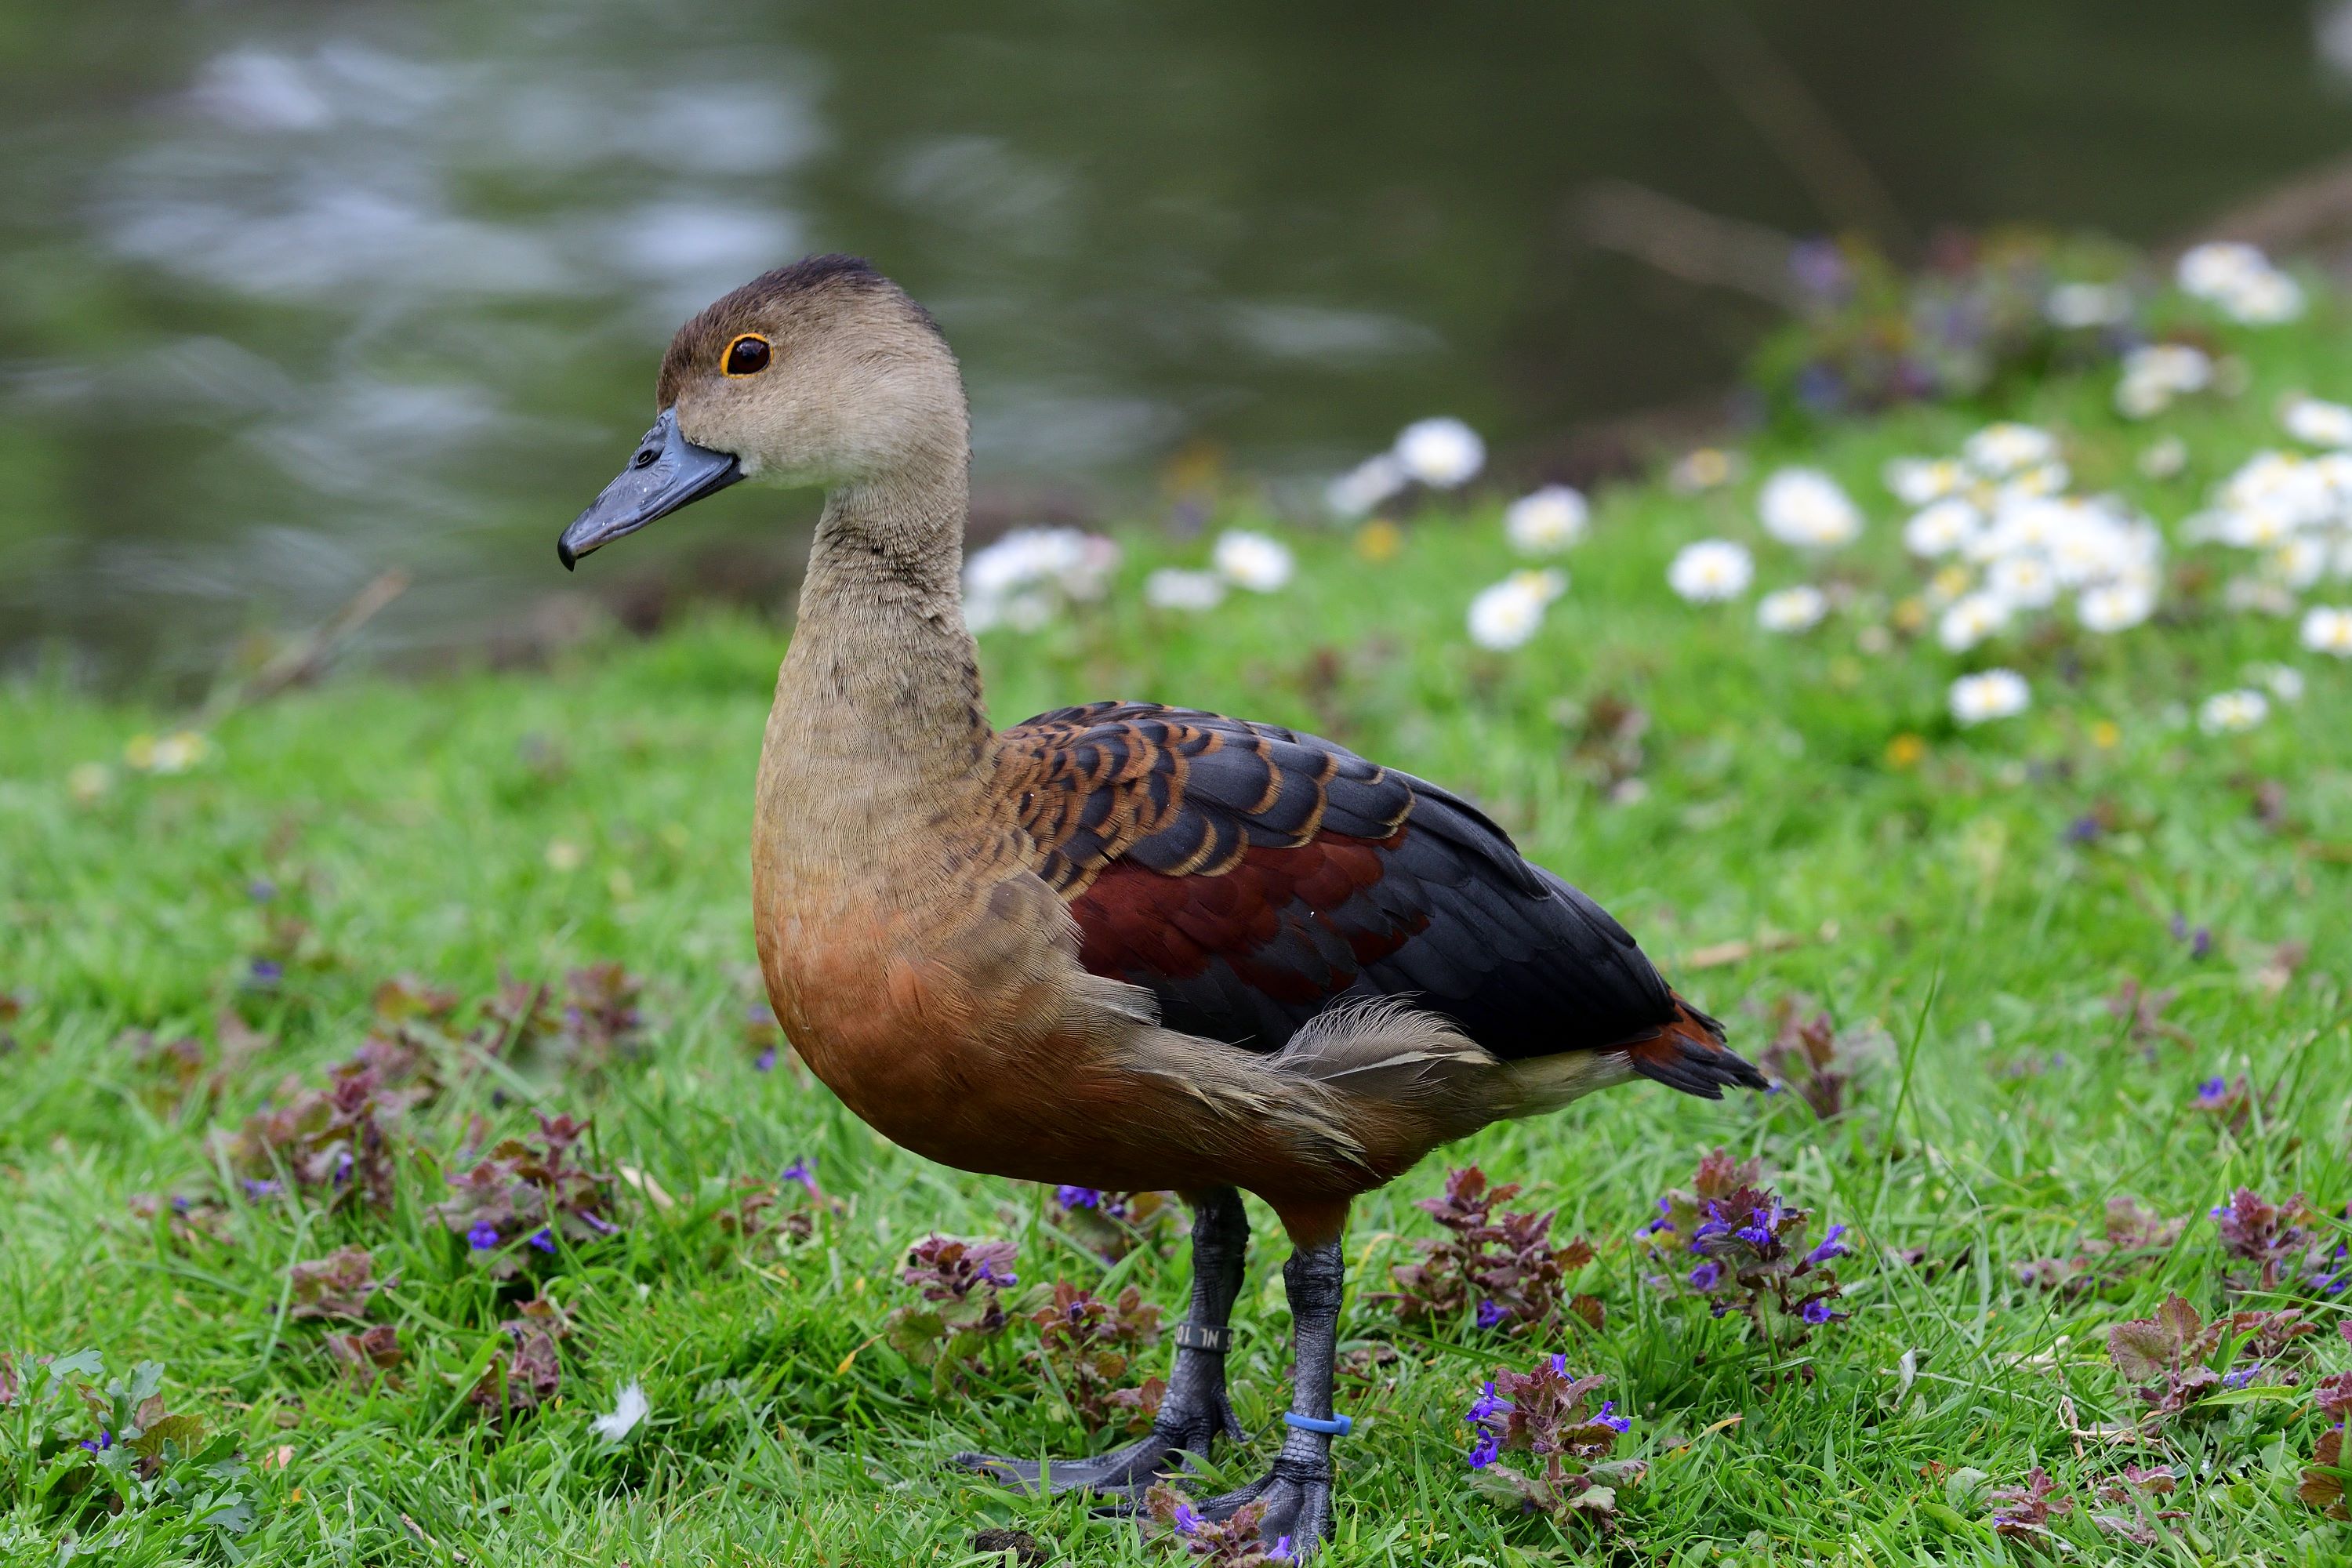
xmin=1282 ymin=1411 xmax=1352 ymax=1436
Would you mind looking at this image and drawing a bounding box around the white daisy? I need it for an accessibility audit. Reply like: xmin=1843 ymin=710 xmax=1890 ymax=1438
xmin=1212 ymin=529 xmax=1294 ymax=592
xmin=2138 ymin=436 xmax=2188 ymax=479
xmin=1884 ymin=456 xmax=1964 ymax=506
xmin=1937 ymin=592 xmax=2013 ymax=652
xmin=1987 ymin=553 xmax=2060 ymax=610
xmin=2177 ymin=241 xmax=2271 ymax=300
xmin=2129 ymin=343 xmax=2213 ymax=393
xmin=2177 ymin=242 xmax=2306 ymax=323
xmin=1758 ymin=467 xmax=1861 ymax=549
xmin=1755 ymin=585 xmax=1828 ymax=633
xmin=999 ymin=590 xmax=1056 ymax=633
xmin=1666 ymin=539 xmax=1755 ymax=602
xmin=1995 ymin=461 xmax=2071 ymax=503
xmin=2115 ymin=373 xmax=2172 ymax=420
xmin=2221 ymin=268 xmax=2305 ymax=325
xmin=2078 ymin=579 xmax=2156 ymax=633
xmin=1324 ymin=453 xmax=1406 ymax=517
xmin=963 ymin=528 xmax=1123 ymax=631
xmin=1949 ymin=669 xmax=2031 ymax=724
xmin=136 ymin=731 xmax=215 ymax=775
xmin=2044 ymin=505 xmax=2150 ymax=587
xmin=965 ymin=527 xmax=1083 ymax=599
xmin=2115 ymin=343 xmax=2214 ymax=419
xmin=1503 ymin=485 xmax=1589 ymax=554
xmin=1903 ymin=498 xmax=1981 ymax=557
xmin=1962 ymin=423 xmax=2060 ymax=477
xmin=2283 ymin=395 xmax=2352 ymax=448
xmin=2250 ymin=662 xmax=2306 ymax=702
xmin=1465 ymin=569 xmax=1566 ymax=651
xmin=2044 ymin=281 xmax=2130 ymax=328
xmin=2217 ymin=507 xmax=2296 ymax=550
xmin=1668 ymin=448 xmax=1745 ymax=493
xmin=2198 ymin=688 xmax=2270 ymax=733
xmin=1972 ymin=496 xmax=2071 ymax=562
xmin=2219 ymin=450 xmax=2328 ymax=522
xmin=1393 ymin=417 xmax=1485 ymax=488
xmin=2273 ymin=535 xmax=2330 ymax=590
xmin=2300 ymin=604 xmax=2352 ymax=655
xmin=1143 ymin=568 xmax=1226 ymax=612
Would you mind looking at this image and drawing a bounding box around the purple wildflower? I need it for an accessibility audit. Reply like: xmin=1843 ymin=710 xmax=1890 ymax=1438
xmin=1789 ymin=238 xmax=1850 ymax=300
xmin=1593 ymin=1399 xmax=1632 ymax=1433
xmin=79 ymin=1430 xmax=111 ymax=1453
xmin=2194 ymin=1076 xmax=2227 ymax=1105
xmin=248 ymin=879 xmax=278 ymax=901
xmin=1170 ymin=1501 xmax=1202 ymax=1535
xmin=1055 ymin=1185 xmax=1102 ymax=1210
xmin=2065 ymin=815 xmax=2101 ymax=844
xmin=241 ymin=1178 xmax=279 ymax=1200
xmin=2223 ymin=1366 xmax=2258 ymax=1390
xmin=2192 ymin=927 xmax=2212 ymax=960
xmin=1688 ymin=1260 xmax=1722 ymax=1290
xmin=974 ymin=1260 xmax=1017 ymax=1288
xmin=1475 ymin=1299 xmax=1507 ymax=1330
xmin=1270 ymin=1537 xmax=1294 ymax=1561
xmin=753 ymin=1046 xmax=777 ymax=1073
xmin=1465 ymin=1380 xmax=1507 ymax=1425
xmin=1735 ymin=1205 xmax=1780 ymax=1248
xmin=1550 ymin=1352 xmax=1568 ymax=1375
xmin=332 ymin=1149 xmax=354 ymax=1185
xmin=529 ymin=1227 xmax=556 ymax=1254
xmin=780 ymin=1157 xmax=817 ymax=1194
xmin=1802 ymin=1298 xmax=1835 ymax=1325
xmin=1805 ymin=1224 xmax=1849 ymax=1265
xmin=1468 ymin=1430 xmax=1501 ymax=1468
xmin=467 ymin=1221 xmax=499 ymax=1250
xmin=249 ymin=958 xmax=284 ymax=985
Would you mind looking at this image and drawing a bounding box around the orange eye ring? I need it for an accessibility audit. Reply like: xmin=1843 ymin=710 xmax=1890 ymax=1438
xmin=722 ymin=333 xmax=772 ymax=376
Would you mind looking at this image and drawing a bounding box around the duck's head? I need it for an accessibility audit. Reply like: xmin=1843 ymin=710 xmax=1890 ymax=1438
xmin=559 ymin=255 xmax=963 ymax=568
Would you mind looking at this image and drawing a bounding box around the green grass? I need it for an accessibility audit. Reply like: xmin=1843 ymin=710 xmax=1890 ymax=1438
xmin=6 ymin=307 xmax=2352 ymax=1566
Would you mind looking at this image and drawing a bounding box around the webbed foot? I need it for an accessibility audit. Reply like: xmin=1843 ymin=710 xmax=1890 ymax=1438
xmin=1197 ymin=1454 xmax=1332 ymax=1556
xmin=951 ymin=1389 xmax=1242 ymax=1499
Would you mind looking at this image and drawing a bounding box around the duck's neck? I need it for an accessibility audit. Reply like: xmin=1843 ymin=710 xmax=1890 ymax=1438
xmin=770 ymin=450 xmax=991 ymax=786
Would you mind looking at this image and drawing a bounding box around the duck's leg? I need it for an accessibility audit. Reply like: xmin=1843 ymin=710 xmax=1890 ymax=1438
xmin=953 ymin=1186 xmax=1248 ymax=1495
xmin=1194 ymin=1234 xmax=1343 ymax=1555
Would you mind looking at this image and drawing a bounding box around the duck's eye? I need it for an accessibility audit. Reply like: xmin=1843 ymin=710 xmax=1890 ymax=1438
xmin=722 ymin=334 xmax=772 ymax=377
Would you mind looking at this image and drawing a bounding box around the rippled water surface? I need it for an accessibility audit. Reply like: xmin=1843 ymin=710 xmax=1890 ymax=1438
xmin=4 ymin=2 xmax=2350 ymax=679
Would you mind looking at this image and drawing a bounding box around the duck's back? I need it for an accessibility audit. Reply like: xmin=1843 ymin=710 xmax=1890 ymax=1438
xmin=997 ymin=702 xmax=1760 ymax=1098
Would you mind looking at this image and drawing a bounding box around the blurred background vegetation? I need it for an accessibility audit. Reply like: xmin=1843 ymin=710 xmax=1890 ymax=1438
xmin=6 ymin=0 xmax=2352 ymax=685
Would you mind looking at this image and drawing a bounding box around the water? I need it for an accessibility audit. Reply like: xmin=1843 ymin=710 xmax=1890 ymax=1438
xmin=4 ymin=1 xmax=2349 ymax=683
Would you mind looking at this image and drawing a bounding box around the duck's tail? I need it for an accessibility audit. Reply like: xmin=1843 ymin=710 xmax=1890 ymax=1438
xmin=1618 ymin=993 xmax=1766 ymax=1099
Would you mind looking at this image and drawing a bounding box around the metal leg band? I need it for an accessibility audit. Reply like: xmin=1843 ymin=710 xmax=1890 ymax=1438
xmin=1171 ymin=1322 xmax=1235 ymax=1355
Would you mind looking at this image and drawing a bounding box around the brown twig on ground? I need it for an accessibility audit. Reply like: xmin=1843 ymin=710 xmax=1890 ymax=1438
xmin=1571 ymin=180 xmax=1803 ymax=309
xmin=1683 ymin=920 xmax=1841 ymax=971
xmin=1682 ymin=3 xmax=1912 ymax=255
xmin=201 ymin=568 xmax=411 ymax=721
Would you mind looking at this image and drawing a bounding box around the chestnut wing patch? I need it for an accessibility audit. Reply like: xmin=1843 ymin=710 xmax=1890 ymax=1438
xmin=1000 ymin=703 xmax=1683 ymax=1059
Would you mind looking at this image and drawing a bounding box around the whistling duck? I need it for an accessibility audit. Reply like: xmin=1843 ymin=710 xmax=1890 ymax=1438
xmin=557 ymin=255 xmax=1765 ymax=1554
